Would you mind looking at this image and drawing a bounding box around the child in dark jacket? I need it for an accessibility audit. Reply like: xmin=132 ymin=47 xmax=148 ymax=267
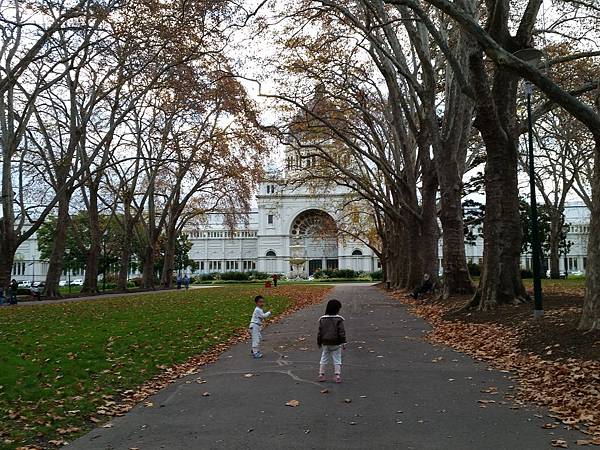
xmin=317 ymin=299 xmax=346 ymax=383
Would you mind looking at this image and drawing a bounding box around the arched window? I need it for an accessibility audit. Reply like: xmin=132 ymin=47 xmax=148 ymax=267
xmin=266 ymin=250 xmax=277 ymax=257
xmin=352 ymin=249 xmax=363 ymax=256
xmin=290 ymin=209 xmax=337 ymax=237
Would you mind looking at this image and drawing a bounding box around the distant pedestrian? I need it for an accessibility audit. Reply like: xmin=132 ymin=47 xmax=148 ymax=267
xmin=317 ymin=299 xmax=346 ymax=383
xmin=272 ymin=273 xmax=279 ymax=287
xmin=183 ymin=274 xmax=190 ymax=290
xmin=0 ymin=288 xmax=5 ymax=306
xmin=249 ymin=295 xmax=271 ymax=358
xmin=9 ymin=279 xmax=18 ymax=305
xmin=411 ymin=273 xmax=433 ymax=300
xmin=176 ymin=274 xmax=182 ymax=289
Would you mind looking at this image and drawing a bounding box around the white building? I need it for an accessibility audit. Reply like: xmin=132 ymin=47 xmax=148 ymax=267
xmin=462 ymin=201 xmax=590 ymax=275
xmin=187 ymin=177 xmax=379 ymax=276
xmin=8 ymin=180 xmax=592 ymax=282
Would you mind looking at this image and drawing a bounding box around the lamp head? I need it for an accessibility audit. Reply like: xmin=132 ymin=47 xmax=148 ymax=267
xmin=513 ymin=48 xmax=544 ymax=67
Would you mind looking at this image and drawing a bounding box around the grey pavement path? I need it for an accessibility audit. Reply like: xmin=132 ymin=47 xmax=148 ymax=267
xmin=68 ymin=285 xmax=583 ymax=450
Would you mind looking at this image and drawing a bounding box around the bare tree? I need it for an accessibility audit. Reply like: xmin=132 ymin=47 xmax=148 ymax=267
xmin=384 ymin=0 xmax=600 ymax=325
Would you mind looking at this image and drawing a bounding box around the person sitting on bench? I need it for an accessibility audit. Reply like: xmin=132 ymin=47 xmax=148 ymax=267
xmin=411 ymin=273 xmax=433 ymax=299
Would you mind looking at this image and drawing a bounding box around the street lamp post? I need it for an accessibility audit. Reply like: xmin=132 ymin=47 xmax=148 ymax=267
xmin=65 ymin=248 xmax=71 ymax=294
xmin=514 ymin=47 xmax=544 ymax=319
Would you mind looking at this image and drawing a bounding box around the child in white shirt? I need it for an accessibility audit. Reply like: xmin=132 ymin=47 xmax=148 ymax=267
xmin=249 ymin=295 xmax=271 ymax=358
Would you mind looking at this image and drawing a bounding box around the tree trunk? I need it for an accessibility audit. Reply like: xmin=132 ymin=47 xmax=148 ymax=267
xmin=160 ymin=227 xmax=177 ymax=288
xmin=384 ymin=217 xmax=407 ymax=289
xmin=116 ymin=222 xmax=134 ymax=291
xmin=142 ymin=245 xmax=156 ymax=289
xmin=380 ymin=254 xmax=388 ymax=284
xmin=43 ymin=195 xmax=70 ymax=297
xmin=82 ymin=191 xmax=101 ymax=294
xmin=82 ymin=239 xmax=101 ymax=294
xmin=434 ymin=23 xmax=475 ymax=298
xmin=471 ymin=133 xmax=528 ymax=308
xmin=438 ymin=177 xmax=474 ymax=296
xmin=0 ymin=242 xmax=15 ymax=291
xmin=468 ymin=58 xmax=527 ymax=310
xmin=579 ymin=140 xmax=600 ymax=330
xmin=0 ymin=146 xmax=17 ymax=290
xmin=420 ymin=168 xmax=440 ymax=283
xmin=548 ymin=210 xmax=563 ymax=279
xmin=0 ymin=224 xmax=17 ymax=290
xmin=404 ymin=215 xmax=424 ymax=290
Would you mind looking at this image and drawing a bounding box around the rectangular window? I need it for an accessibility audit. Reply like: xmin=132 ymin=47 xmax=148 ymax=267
xmin=268 ymin=214 xmax=274 ymax=225
xmin=200 ymin=261 xmax=204 ymax=270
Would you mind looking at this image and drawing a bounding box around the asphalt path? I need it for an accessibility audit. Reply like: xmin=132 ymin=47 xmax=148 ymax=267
xmin=68 ymin=284 xmax=584 ymax=449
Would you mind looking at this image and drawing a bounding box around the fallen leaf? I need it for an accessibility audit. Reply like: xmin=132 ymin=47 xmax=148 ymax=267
xmin=551 ymin=440 xmax=569 ymax=448
xmin=285 ymin=399 xmax=300 ymax=407
xmin=202 ymin=392 xmax=210 ymax=397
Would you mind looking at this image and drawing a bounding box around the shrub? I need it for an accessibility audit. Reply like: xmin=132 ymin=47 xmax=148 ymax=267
xmin=128 ymin=277 xmax=143 ymax=287
xmin=314 ymin=269 xmax=358 ymax=279
xmin=248 ymin=271 xmax=270 ymax=280
xmin=335 ymin=269 xmax=358 ymax=279
xmin=370 ymin=270 xmax=383 ymax=281
xmin=467 ymin=262 xmax=481 ymax=277
xmin=197 ymin=273 xmax=218 ymax=282
xmin=520 ymin=269 xmax=533 ymax=279
xmin=220 ymin=271 xmax=250 ymax=281
xmin=312 ymin=270 xmax=328 ymax=279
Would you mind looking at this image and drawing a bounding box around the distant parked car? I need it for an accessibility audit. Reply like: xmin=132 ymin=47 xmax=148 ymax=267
xmin=59 ymin=280 xmax=68 ymax=287
xmin=70 ymin=279 xmax=84 ymax=286
xmin=18 ymin=280 xmax=32 ymax=288
xmin=30 ymin=282 xmax=45 ymax=300
xmin=32 ymin=281 xmax=44 ymax=287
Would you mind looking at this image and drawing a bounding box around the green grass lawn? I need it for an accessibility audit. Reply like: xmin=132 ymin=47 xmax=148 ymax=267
xmin=0 ymin=285 xmax=323 ymax=449
xmin=523 ymin=277 xmax=586 ymax=291
xmin=470 ymin=276 xmax=586 ymax=291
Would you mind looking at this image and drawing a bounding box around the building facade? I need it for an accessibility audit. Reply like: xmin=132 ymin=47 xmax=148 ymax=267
xmin=187 ymin=179 xmax=379 ymax=277
xmin=9 ymin=193 xmax=591 ymax=282
xmin=462 ymin=201 xmax=590 ymax=275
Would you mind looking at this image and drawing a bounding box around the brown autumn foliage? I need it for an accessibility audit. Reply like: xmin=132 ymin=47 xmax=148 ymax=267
xmin=391 ymin=287 xmax=600 ymax=443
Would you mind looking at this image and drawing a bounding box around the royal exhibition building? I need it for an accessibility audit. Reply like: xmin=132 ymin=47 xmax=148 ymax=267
xmin=9 ymin=165 xmax=592 ymax=283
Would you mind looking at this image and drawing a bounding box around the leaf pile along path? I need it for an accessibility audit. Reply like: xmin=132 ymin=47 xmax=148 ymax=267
xmin=392 ymin=292 xmax=600 ymax=445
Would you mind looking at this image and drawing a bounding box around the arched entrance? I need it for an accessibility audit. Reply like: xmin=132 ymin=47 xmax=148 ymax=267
xmin=289 ymin=209 xmax=338 ymax=276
